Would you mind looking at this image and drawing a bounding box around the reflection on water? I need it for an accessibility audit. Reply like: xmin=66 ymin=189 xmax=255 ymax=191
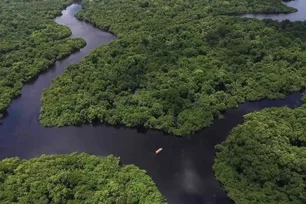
xmin=0 ymin=2 xmax=306 ymax=204
xmin=241 ymin=0 xmax=306 ymax=21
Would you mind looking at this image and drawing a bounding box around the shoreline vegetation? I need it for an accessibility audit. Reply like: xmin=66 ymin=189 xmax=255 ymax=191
xmin=0 ymin=0 xmax=86 ymax=119
xmin=214 ymin=94 xmax=306 ymax=204
xmin=0 ymin=153 xmax=166 ymax=203
xmin=0 ymin=0 xmax=305 ymax=203
xmin=40 ymin=0 xmax=306 ymax=136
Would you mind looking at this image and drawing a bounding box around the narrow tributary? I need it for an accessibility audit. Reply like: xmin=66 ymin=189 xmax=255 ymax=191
xmin=0 ymin=2 xmax=305 ymax=204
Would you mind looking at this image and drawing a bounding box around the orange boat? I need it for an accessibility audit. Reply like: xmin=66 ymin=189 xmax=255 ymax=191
xmin=155 ymin=148 xmax=163 ymax=154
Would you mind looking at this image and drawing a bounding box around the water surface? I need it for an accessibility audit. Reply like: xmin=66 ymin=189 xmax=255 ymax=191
xmin=241 ymin=0 xmax=306 ymax=21
xmin=0 ymin=3 xmax=306 ymax=204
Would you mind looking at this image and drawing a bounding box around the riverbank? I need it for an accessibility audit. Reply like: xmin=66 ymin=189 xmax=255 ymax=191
xmin=240 ymin=0 xmax=306 ymax=21
xmin=214 ymin=94 xmax=306 ymax=204
xmin=0 ymin=0 xmax=86 ymax=120
xmin=1 ymin=1 xmax=306 ymax=203
xmin=0 ymin=153 xmax=166 ymax=203
xmin=40 ymin=0 xmax=306 ymax=136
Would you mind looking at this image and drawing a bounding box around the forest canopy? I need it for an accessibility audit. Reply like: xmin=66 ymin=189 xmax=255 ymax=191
xmin=0 ymin=0 xmax=86 ymax=119
xmin=213 ymin=103 xmax=306 ymax=204
xmin=0 ymin=153 xmax=166 ymax=204
xmin=40 ymin=0 xmax=306 ymax=136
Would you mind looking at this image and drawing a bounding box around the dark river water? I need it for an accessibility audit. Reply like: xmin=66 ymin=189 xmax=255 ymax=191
xmin=0 ymin=1 xmax=306 ymax=204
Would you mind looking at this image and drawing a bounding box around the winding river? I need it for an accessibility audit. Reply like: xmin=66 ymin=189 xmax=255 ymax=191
xmin=0 ymin=1 xmax=306 ymax=204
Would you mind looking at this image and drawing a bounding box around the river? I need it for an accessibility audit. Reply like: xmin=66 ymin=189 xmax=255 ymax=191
xmin=241 ymin=0 xmax=306 ymax=21
xmin=0 ymin=1 xmax=305 ymax=204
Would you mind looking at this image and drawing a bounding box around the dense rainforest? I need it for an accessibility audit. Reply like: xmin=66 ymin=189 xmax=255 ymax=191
xmin=0 ymin=0 xmax=86 ymax=119
xmin=0 ymin=153 xmax=166 ymax=204
xmin=40 ymin=0 xmax=306 ymax=136
xmin=213 ymin=95 xmax=306 ymax=204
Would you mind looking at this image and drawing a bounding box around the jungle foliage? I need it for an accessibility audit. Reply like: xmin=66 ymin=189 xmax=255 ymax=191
xmin=214 ymin=104 xmax=306 ymax=204
xmin=0 ymin=153 xmax=166 ymax=204
xmin=40 ymin=0 xmax=306 ymax=135
xmin=0 ymin=0 xmax=86 ymax=119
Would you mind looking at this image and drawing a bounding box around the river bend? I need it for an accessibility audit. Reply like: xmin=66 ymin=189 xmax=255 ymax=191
xmin=0 ymin=1 xmax=306 ymax=204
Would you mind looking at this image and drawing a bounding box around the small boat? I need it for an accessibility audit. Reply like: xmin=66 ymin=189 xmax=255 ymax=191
xmin=155 ymin=148 xmax=163 ymax=154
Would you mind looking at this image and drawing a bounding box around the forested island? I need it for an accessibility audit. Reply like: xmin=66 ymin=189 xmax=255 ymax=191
xmin=214 ymin=95 xmax=306 ymax=204
xmin=0 ymin=153 xmax=166 ymax=204
xmin=1 ymin=0 xmax=306 ymax=203
xmin=40 ymin=0 xmax=306 ymax=136
xmin=0 ymin=0 xmax=86 ymax=119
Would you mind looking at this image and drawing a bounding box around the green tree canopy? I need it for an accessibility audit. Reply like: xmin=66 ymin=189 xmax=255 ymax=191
xmin=0 ymin=0 xmax=86 ymax=119
xmin=214 ymin=104 xmax=306 ymax=204
xmin=41 ymin=0 xmax=306 ymax=136
xmin=0 ymin=153 xmax=166 ymax=204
